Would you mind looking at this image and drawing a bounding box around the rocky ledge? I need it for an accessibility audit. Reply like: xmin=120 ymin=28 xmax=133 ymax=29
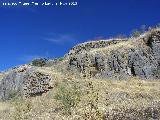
xmin=67 ymin=28 xmax=160 ymax=79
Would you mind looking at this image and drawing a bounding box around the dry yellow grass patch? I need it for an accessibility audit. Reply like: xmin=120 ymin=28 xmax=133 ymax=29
xmin=0 ymin=77 xmax=159 ymax=120
xmin=0 ymin=65 xmax=160 ymax=120
xmin=0 ymin=102 xmax=10 ymax=111
xmin=90 ymin=40 xmax=135 ymax=55
xmin=0 ymin=102 xmax=14 ymax=120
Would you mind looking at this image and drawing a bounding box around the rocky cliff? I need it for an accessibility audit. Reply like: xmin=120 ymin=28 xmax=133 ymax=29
xmin=0 ymin=65 xmax=53 ymax=100
xmin=0 ymin=28 xmax=160 ymax=100
xmin=67 ymin=28 xmax=160 ymax=79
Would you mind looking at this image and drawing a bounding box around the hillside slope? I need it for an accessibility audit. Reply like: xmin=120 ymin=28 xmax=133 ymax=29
xmin=0 ymin=28 xmax=160 ymax=100
xmin=0 ymin=28 xmax=160 ymax=120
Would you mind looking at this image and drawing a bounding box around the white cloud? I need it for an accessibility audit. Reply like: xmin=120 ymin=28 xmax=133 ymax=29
xmin=43 ymin=34 xmax=77 ymax=45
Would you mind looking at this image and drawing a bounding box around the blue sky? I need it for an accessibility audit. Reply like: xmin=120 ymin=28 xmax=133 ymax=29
xmin=0 ymin=0 xmax=160 ymax=71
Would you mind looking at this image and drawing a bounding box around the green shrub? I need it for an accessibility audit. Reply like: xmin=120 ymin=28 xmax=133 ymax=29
xmin=54 ymin=82 xmax=82 ymax=115
xmin=31 ymin=58 xmax=47 ymax=67
xmin=58 ymin=57 xmax=64 ymax=61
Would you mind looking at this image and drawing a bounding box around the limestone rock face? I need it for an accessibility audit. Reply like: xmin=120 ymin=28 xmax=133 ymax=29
xmin=66 ymin=39 xmax=127 ymax=57
xmin=147 ymin=30 xmax=160 ymax=65
xmin=67 ymin=29 xmax=160 ymax=79
xmin=0 ymin=66 xmax=53 ymax=100
xmin=23 ymin=69 xmax=52 ymax=97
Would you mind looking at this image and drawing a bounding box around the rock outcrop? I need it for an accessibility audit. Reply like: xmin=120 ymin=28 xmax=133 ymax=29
xmin=0 ymin=28 xmax=160 ymax=100
xmin=0 ymin=65 xmax=53 ymax=100
xmin=66 ymin=39 xmax=127 ymax=57
xmin=67 ymin=29 xmax=160 ymax=79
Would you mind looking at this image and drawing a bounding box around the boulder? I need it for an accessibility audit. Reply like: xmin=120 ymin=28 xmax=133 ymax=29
xmin=0 ymin=66 xmax=53 ymax=100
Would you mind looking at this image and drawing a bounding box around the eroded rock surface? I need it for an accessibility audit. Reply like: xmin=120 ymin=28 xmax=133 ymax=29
xmin=67 ymin=29 xmax=160 ymax=79
xmin=66 ymin=39 xmax=127 ymax=57
xmin=0 ymin=66 xmax=53 ymax=100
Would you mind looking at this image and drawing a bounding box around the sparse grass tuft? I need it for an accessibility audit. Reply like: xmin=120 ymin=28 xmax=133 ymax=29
xmin=12 ymin=98 xmax=32 ymax=120
xmin=54 ymin=81 xmax=82 ymax=115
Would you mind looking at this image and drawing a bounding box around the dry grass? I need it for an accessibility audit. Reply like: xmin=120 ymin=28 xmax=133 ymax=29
xmin=0 ymin=76 xmax=160 ymax=120
xmin=0 ymin=102 xmax=14 ymax=120
xmin=89 ymin=40 xmax=135 ymax=57
xmin=1 ymin=27 xmax=160 ymax=120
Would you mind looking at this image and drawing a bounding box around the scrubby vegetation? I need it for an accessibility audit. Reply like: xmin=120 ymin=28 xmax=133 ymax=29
xmin=54 ymin=81 xmax=82 ymax=115
xmin=31 ymin=58 xmax=48 ymax=67
xmin=0 ymin=25 xmax=160 ymax=120
xmin=1 ymin=77 xmax=160 ymax=120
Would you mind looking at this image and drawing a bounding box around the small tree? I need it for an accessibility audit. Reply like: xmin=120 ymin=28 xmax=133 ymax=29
xmin=31 ymin=58 xmax=47 ymax=67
